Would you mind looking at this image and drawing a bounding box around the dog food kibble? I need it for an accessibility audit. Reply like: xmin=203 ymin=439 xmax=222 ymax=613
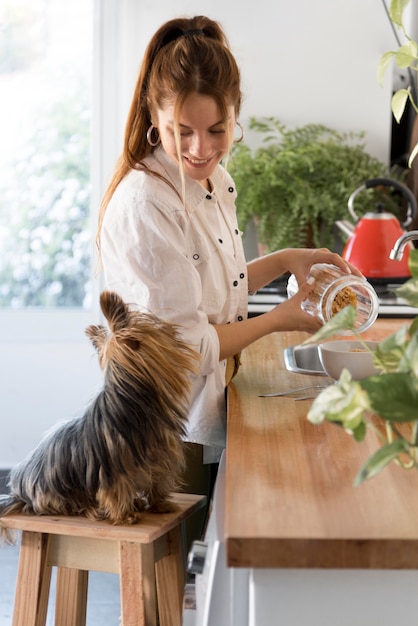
xmin=307 ymin=270 xmax=358 ymax=318
xmin=329 ymin=286 xmax=358 ymax=316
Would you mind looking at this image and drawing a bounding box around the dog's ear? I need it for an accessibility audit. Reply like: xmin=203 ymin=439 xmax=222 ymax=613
xmin=85 ymin=324 xmax=108 ymax=353
xmin=124 ymin=338 xmax=140 ymax=351
xmin=100 ymin=291 xmax=131 ymax=333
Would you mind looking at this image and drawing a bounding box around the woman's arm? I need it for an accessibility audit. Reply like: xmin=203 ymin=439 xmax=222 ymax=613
xmin=215 ymin=247 xmax=362 ymax=362
xmin=214 ymin=280 xmax=320 ymax=361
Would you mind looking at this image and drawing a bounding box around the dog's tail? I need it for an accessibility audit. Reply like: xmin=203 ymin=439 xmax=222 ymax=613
xmin=0 ymin=495 xmax=26 ymax=545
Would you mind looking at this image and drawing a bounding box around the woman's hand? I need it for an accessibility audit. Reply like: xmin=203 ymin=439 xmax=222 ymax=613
xmin=247 ymin=247 xmax=362 ymax=295
xmin=266 ymin=279 xmax=323 ymax=334
xmin=283 ymin=247 xmax=362 ymax=287
xmin=215 ymin=278 xmax=321 ymax=360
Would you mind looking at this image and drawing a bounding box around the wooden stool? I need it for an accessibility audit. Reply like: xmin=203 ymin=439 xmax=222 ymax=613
xmin=0 ymin=493 xmax=205 ymax=626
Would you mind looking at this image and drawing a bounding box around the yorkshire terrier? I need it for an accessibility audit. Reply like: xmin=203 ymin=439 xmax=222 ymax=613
xmin=0 ymin=291 xmax=197 ymax=544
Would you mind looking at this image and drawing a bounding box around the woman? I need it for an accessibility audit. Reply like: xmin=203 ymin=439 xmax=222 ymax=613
xmin=97 ymin=15 xmax=356 ymax=531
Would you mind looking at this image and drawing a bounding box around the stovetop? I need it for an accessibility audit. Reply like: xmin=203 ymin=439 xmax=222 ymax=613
xmin=248 ymin=274 xmax=418 ymax=318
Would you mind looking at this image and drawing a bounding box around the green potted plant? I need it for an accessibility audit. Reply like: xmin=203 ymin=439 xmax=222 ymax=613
xmin=301 ymin=0 xmax=418 ymax=487
xmin=303 ymin=247 xmax=418 ymax=486
xmin=378 ymin=0 xmax=418 ymax=166
xmin=228 ymin=117 xmax=387 ymax=252
xmin=378 ymin=0 xmax=418 ymax=228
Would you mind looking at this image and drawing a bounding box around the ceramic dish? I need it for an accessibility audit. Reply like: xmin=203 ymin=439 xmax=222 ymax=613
xmin=318 ymin=340 xmax=381 ymax=380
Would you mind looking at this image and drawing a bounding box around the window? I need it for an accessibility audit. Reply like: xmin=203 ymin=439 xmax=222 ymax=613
xmin=0 ymin=0 xmax=93 ymax=309
xmin=0 ymin=0 xmax=137 ymax=471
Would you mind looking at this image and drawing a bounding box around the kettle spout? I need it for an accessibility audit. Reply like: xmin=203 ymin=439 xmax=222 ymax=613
xmin=335 ymin=220 xmax=355 ymax=239
xmin=389 ymin=230 xmax=418 ymax=261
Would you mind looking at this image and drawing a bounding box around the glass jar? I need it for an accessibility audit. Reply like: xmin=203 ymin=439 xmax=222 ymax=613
xmin=287 ymin=263 xmax=379 ymax=334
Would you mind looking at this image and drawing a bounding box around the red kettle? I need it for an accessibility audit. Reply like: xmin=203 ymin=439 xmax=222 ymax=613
xmin=336 ymin=177 xmax=417 ymax=283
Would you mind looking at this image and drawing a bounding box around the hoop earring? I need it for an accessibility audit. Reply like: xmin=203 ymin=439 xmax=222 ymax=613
xmin=146 ymin=125 xmax=161 ymax=147
xmin=234 ymin=122 xmax=244 ymax=144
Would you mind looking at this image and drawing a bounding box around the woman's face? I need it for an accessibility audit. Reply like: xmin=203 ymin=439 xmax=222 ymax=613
xmin=156 ymin=93 xmax=236 ymax=187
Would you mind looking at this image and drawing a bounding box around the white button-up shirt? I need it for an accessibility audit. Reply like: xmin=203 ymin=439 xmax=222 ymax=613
xmin=100 ymin=147 xmax=248 ymax=461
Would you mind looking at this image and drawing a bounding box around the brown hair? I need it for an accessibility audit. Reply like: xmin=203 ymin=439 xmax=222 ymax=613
xmin=97 ymin=16 xmax=242 ymax=252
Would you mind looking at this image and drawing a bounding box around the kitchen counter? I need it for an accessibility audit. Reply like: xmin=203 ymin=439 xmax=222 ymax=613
xmin=225 ymin=318 xmax=418 ymax=570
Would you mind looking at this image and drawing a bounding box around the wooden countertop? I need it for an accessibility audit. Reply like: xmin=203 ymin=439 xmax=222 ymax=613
xmin=225 ymin=318 xmax=418 ymax=569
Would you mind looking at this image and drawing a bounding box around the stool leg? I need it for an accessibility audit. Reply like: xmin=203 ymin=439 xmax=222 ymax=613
xmin=155 ymin=526 xmax=184 ymax=626
xmin=119 ymin=540 xmax=157 ymax=626
xmin=54 ymin=567 xmax=88 ymax=626
xmin=12 ymin=531 xmax=52 ymax=626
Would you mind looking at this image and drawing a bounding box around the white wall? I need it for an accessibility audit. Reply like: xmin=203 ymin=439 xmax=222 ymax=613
xmin=118 ymin=0 xmax=398 ymax=162
xmin=0 ymin=0 xmax=410 ymax=468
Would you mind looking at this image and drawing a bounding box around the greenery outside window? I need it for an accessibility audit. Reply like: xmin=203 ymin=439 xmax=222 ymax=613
xmin=0 ymin=0 xmax=93 ymax=309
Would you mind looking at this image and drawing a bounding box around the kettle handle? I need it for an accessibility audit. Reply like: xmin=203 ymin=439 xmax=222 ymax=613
xmin=348 ymin=177 xmax=417 ymax=227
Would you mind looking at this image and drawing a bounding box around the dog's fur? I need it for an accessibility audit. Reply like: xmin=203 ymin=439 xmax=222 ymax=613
xmin=0 ymin=291 xmax=198 ymax=544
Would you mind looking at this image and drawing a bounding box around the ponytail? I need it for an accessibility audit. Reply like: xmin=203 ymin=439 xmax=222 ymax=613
xmin=97 ymin=16 xmax=241 ymax=256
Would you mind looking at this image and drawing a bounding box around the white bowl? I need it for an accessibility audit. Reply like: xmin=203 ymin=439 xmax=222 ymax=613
xmin=318 ymin=340 xmax=381 ymax=381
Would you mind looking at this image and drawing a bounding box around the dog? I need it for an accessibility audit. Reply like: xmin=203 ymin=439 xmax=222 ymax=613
xmin=0 ymin=291 xmax=198 ymax=544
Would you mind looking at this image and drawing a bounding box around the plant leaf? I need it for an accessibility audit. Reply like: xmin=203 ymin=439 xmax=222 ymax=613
xmin=377 ymin=51 xmax=396 ymax=85
xmin=353 ymin=438 xmax=410 ymax=486
xmin=409 ymin=249 xmax=418 ymax=278
xmin=409 ymin=141 xmax=418 ymax=167
xmin=409 ymin=316 xmax=418 ymax=338
xmin=396 ymin=277 xmax=418 ymax=307
xmin=389 ymin=0 xmax=410 ymax=28
xmin=373 ymin=324 xmax=409 ymax=371
xmin=352 ymin=420 xmax=367 ymax=442
xmin=302 ymin=306 xmax=356 ymax=345
xmin=378 ymin=324 xmax=409 ymax=351
xmin=307 ymin=369 xmax=370 ymax=433
xmin=395 ymin=41 xmax=418 ymax=68
xmin=403 ymin=332 xmax=418 ymax=376
xmin=392 ymin=89 xmax=410 ymax=123
xmin=360 ymin=373 xmax=418 ymax=422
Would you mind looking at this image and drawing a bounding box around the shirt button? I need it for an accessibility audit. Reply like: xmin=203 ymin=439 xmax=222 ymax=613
xmin=218 ymin=238 xmax=223 ymax=244
xmin=193 ymin=253 xmax=199 ymax=260
xmin=228 ymin=186 xmax=234 ymax=193
xmin=237 ymin=315 xmax=243 ymax=321
xmin=239 ymin=273 xmax=245 ymax=279
xmin=235 ymin=229 xmax=239 ymax=235
xmin=233 ymin=280 xmax=238 ymax=287
xmin=206 ymin=194 xmax=212 ymax=200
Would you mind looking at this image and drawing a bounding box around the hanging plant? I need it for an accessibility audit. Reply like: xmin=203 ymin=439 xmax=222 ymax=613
xmin=378 ymin=0 xmax=418 ymax=166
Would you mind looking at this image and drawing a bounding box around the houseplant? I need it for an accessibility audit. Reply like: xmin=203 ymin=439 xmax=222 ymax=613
xmin=228 ymin=117 xmax=388 ymax=252
xmin=378 ymin=0 xmax=418 ymax=228
xmin=378 ymin=0 xmax=418 ymax=166
xmin=300 ymin=0 xmax=418 ymax=487
xmin=303 ymin=247 xmax=418 ymax=486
